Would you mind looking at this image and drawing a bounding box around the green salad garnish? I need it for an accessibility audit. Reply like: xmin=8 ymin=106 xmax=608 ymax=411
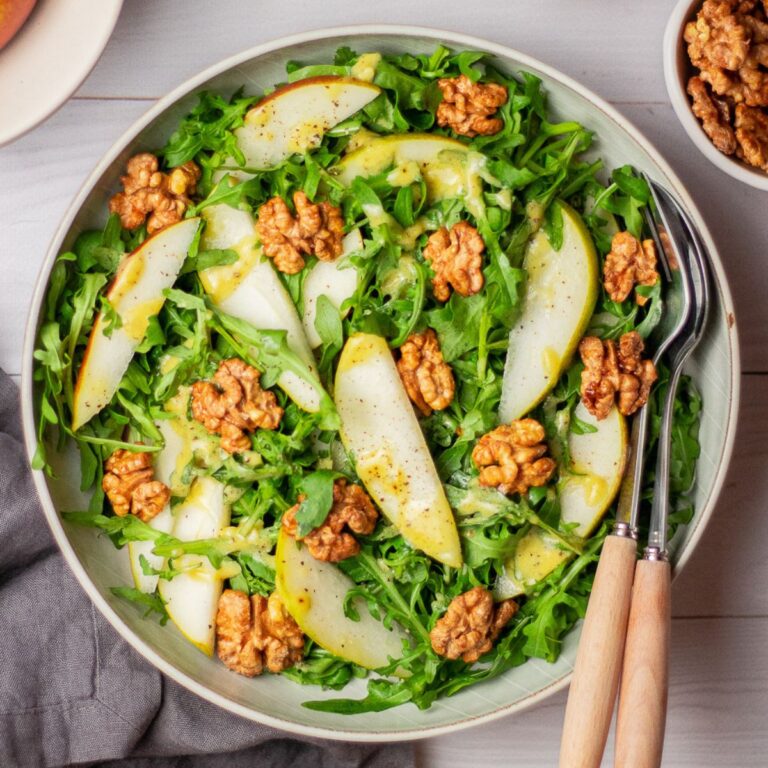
xmin=33 ymin=46 xmax=701 ymax=713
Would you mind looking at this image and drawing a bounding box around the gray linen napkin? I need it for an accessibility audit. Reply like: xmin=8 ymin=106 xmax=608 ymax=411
xmin=0 ymin=370 xmax=415 ymax=768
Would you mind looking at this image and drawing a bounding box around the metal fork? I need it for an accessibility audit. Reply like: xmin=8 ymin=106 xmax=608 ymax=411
xmin=613 ymin=181 xmax=710 ymax=768
xmin=559 ymin=181 xmax=700 ymax=768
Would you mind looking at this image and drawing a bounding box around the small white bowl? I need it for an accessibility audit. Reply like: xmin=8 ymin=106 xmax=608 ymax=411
xmin=664 ymin=0 xmax=768 ymax=191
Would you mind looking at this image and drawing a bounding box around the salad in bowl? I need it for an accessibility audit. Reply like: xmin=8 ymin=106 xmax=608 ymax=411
xmin=32 ymin=45 xmax=702 ymax=715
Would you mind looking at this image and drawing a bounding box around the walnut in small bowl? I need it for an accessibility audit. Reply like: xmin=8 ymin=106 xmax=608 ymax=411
xmin=685 ymin=0 xmax=768 ymax=171
xmin=665 ymin=0 xmax=768 ymax=188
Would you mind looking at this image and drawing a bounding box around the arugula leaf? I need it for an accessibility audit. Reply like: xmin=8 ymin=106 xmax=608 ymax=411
xmin=161 ymin=90 xmax=255 ymax=168
xmin=314 ymin=295 xmax=344 ymax=375
xmin=180 ymin=247 xmax=239 ymax=274
xmin=293 ymin=469 xmax=338 ymax=536
xmin=110 ymin=586 xmax=169 ymax=625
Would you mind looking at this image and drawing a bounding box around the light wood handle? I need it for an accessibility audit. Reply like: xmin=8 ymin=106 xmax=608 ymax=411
xmin=559 ymin=534 xmax=637 ymax=768
xmin=614 ymin=558 xmax=671 ymax=768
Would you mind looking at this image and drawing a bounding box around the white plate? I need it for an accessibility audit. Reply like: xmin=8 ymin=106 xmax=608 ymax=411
xmin=0 ymin=0 xmax=123 ymax=146
xmin=22 ymin=26 xmax=740 ymax=741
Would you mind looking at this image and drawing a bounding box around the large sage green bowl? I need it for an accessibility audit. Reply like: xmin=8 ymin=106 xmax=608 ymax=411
xmin=21 ymin=26 xmax=739 ymax=741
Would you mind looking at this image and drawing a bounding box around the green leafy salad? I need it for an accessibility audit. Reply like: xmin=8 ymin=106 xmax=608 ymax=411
xmin=33 ymin=46 xmax=702 ymax=713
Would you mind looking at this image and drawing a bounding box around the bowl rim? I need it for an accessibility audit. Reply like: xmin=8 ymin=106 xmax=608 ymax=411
xmin=20 ymin=24 xmax=741 ymax=742
xmin=663 ymin=0 xmax=768 ymax=191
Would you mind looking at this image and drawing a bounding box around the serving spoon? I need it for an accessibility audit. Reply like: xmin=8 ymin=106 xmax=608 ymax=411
xmin=558 ymin=179 xmax=696 ymax=768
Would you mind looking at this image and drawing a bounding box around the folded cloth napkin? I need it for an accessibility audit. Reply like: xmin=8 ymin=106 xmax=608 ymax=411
xmin=0 ymin=370 xmax=415 ymax=768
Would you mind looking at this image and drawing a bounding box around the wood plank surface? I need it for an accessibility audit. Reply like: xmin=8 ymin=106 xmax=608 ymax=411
xmin=77 ymin=0 xmax=672 ymax=103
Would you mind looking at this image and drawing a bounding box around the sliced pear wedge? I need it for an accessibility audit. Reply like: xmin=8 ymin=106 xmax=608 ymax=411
xmin=559 ymin=403 xmax=628 ymax=538
xmin=72 ymin=217 xmax=200 ymax=431
xmin=496 ymin=404 xmax=628 ymax=599
xmin=199 ymin=203 xmax=322 ymax=412
xmin=234 ymin=77 xmax=380 ymax=170
xmin=275 ymin=529 xmax=407 ymax=669
xmin=129 ymin=506 xmax=174 ymax=594
xmin=128 ymin=417 xmax=192 ymax=594
xmin=334 ymin=333 xmax=462 ymax=568
xmin=495 ymin=528 xmax=572 ymax=599
xmin=498 ymin=203 xmax=598 ymax=423
xmin=302 ymin=228 xmax=363 ymax=348
xmin=334 ymin=133 xmax=488 ymax=220
xmin=157 ymin=476 xmax=230 ymax=655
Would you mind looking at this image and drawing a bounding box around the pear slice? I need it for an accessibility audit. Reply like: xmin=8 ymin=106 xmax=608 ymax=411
xmin=72 ymin=217 xmax=200 ymax=431
xmin=198 ymin=203 xmax=321 ymax=412
xmin=334 ymin=133 xmax=487 ymax=220
xmin=495 ymin=528 xmax=571 ymax=599
xmin=128 ymin=417 xmax=191 ymax=594
xmin=334 ymin=333 xmax=462 ymax=568
xmin=498 ymin=203 xmax=598 ymax=423
xmin=275 ymin=529 xmax=406 ymax=669
xmin=301 ymin=228 xmax=363 ymax=348
xmin=559 ymin=403 xmax=628 ymax=538
xmin=157 ymin=476 xmax=230 ymax=655
xmin=234 ymin=77 xmax=380 ymax=171
xmin=129 ymin=506 xmax=174 ymax=594
xmin=496 ymin=404 xmax=628 ymax=598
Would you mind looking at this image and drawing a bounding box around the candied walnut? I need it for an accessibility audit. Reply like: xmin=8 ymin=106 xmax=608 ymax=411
xmin=579 ymin=332 xmax=658 ymax=420
xmin=108 ymin=153 xmax=200 ymax=234
xmin=191 ymin=358 xmax=282 ymax=453
xmin=734 ymin=103 xmax=768 ymax=168
xmin=603 ymin=231 xmax=660 ymax=306
xmin=282 ymin=479 xmax=378 ymax=562
xmin=216 ymin=589 xmax=263 ymax=677
xmin=688 ymin=76 xmax=739 ymax=153
xmin=685 ymin=1 xmax=751 ymax=71
xmin=256 ymin=191 xmax=344 ymax=274
xmin=685 ymin=0 xmax=768 ymax=107
xmin=396 ymin=329 xmax=455 ymax=416
xmin=423 ymin=221 xmax=485 ymax=302
xmin=471 ymin=419 xmax=556 ymax=496
xmin=216 ymin=590 xmax=303 ymax=676
xmin=254 ymin=592 xmax=305 ymax=673
xmin=102 ymin=449 xmax=170 ymax=522
xmin=436 ymin=75 xmax=508 ymax=137
xmin=430 ymin=586 xmax=518 ymax=663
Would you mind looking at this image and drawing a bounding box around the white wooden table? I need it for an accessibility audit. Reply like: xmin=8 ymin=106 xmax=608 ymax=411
xmin=1 ymin=1 xmax=766 ymax=765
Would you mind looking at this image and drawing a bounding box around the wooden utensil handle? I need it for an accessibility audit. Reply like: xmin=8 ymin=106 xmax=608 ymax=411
xmin=559 ymin=534 xmax=637 ymax=768
xmin=615 ymin=558 xmax=671 ymax=768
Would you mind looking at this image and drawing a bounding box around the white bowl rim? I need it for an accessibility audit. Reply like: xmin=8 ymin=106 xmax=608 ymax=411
xmin=20 ymin=24 xmax=741 ymax=742
xmin=663 ymin=0 xmax=768 ymax=191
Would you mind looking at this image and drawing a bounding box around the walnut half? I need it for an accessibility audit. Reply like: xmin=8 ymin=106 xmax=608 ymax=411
xmin=430 ymin=586 xmax=518 ymax=663
xmin=282 ymin=479 xmax=378 ymax=562
xmin=102 ymin=449 xmax=170 ymax=523
xmin=257 ymin=191 xmax=344 ymax=274
xmin=472 ymin=419 xmax=556 ymax=496
xmin=603 ymin=231 xmax=660 ymax=306
xmin=735 ymin=102 xmax=768 ymax=169
xmin=436 ymin=75 xmax=508 ymax=137
xmin=423 ymin=221 xmax=485 ymax=302
xmin=579 ymin=332 xmax=658 ymax=420
xmin=191 ymin=358 xmax=283 ymax=454
xmin=108 ymin=153 xmax=200 ymax=234
xmin=216 ymin=589 xmax=304 ymax=676
xmin=396 ymin=329 xmax=455 ymax=417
